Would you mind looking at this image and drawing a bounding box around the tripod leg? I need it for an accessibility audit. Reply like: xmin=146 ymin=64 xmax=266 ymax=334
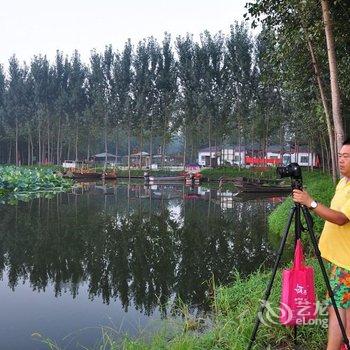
xmin=294 ymin=204 xmax=302 ymax=346
xmin=247 ymin=206 xmax=296 ymax=350
xmin=301 ymin=206 xmax=350 ymax=350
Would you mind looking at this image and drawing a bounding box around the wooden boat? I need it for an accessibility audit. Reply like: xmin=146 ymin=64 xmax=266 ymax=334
xmin=63 ymin=171 xmax=101 ymax=179
xmin=233 ymin=177 xmax=290 ymax=193
xmin=145 ymin=175 xmax=185 ymax=183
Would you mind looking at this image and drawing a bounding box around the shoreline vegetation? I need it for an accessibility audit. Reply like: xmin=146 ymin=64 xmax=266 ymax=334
xmin=0 ymin=165 xmax=334 ymax=348
xmin=0 ymin=165 xmax=72 ymax=203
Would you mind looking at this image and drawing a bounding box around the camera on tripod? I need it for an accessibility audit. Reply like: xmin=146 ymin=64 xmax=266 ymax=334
xmin=249 ymin=161 xmax=350 ymax=350
xmin=276 ymin=162 xmax=302 ymax=190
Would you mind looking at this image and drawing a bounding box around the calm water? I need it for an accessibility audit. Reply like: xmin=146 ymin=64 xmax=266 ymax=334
xmin=0 ymin=182 xmax=284 ymax=349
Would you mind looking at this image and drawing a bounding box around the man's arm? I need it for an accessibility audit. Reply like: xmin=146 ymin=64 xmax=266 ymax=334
xmin=292 ymin=189 xmax=349 ymax=226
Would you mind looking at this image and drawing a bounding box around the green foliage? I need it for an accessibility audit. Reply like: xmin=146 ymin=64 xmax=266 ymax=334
xmin=119 ymin=259 xmax=327 ymax=349
xmin=0 ymin=165 xmax=72 ymax=198
xmin=201 ymin=166 xmax=277 ymax=181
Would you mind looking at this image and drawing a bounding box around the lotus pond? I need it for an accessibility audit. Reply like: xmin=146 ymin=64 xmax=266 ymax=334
xmin=0 ymin=166 xmax=72 ymax=202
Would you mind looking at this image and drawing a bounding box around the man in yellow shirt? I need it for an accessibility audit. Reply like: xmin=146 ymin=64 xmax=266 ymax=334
xmin=293 ymin=139 xmax=350 ymax=350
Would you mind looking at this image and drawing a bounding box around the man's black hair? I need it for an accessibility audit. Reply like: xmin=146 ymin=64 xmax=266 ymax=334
xmin=343 ymin=138 xmax=350 ymax=145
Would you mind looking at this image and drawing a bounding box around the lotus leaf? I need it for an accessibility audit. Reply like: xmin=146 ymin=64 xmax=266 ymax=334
xmin=0 ymin=165 xmax=72 ymax=204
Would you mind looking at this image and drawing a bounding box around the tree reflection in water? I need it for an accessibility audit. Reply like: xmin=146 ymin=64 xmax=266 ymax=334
xmin=0 ymin=183 xmax=279 ymax=317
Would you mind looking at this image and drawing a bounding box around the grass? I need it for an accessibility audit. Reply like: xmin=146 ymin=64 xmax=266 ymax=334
xmin=36 ymin=260 xmax=329 ymax=350
xmin=200 ymin=166 xmax=277 ymax=181
xmin=121 ymin=259 xmax=328 ymax=350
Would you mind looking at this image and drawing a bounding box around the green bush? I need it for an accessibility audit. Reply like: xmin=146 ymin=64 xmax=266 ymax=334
xmin=0 ymin=165 xmax=72 ymax=196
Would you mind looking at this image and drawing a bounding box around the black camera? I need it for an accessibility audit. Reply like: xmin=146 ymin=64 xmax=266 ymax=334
xmin=276 ymin=163 xmax=302 ymax=189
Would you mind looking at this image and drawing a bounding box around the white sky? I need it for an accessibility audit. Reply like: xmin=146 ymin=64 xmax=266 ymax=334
xmin=1 ymin=0 xmax=251 ymax=67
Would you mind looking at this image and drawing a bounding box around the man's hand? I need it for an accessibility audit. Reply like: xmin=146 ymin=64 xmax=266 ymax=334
xmin=293 ymin=189 xmax=349 ymax=225
xmin=292 ymin=189 xmax=313 ymax=208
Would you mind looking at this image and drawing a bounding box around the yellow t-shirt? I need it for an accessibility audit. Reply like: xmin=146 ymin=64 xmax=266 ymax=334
xmin=319 ymin=177 xmax=350 ymax=270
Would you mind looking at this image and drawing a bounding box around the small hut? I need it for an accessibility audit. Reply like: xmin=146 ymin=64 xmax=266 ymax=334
xmin=92 ymin=153 xmax=120 ymax=165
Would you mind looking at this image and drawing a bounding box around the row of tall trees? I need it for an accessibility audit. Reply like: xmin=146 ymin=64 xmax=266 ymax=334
xmin=0 ymin=24 xmax=294 ymax=167
xmin=1 ymin=0 xmax=350 ymax=175
xmin=246 ymin=0 xmax=350 ymax=180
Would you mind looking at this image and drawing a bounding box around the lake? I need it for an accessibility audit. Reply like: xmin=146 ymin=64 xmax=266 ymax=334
xmin=0 ymin=181 xmax=285 ymax=349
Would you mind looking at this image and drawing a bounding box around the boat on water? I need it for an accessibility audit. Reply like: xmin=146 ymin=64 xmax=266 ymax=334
xmin=144 ymin=175 xmax=185 ymax=183
xmin=233 ymin=177 xmax=291 ymax=193
xmin=63 ymin=171 xmax=101 ymax=179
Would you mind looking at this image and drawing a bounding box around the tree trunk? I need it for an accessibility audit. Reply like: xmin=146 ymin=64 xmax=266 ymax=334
xmin=15 ymin=118 xmax=19 ymax=166
xmin=323 ymin=135 xmax=331 ymax=174
xmin=183 ymin=126 xmax=187 ymax=171
xmin=8 ymin=141 xmax=12 ymax=164
xmin=149 ymin=121 xmax=153 ymax=168
xmin=27 ymin=133 xmax=30 ymax=166
xmin=38 ymin=119 xmax=42 ymax=164
xmin=208 ymin=116 xmax=212 ymax=167
xmin=115 ymin=129 xmax=118 ymax=163
xmin=56 ymin=115 xmax=61 ymax=165
xmin=139 ymin=129 xmax=143 ymax=169
xmin=162 ymin=115 xmax=167 ymax=168
xmin=321 ymin=0 xmax=344 ymax=155
xmin=67 ymin=140 xmax=71 ymax=161
xmin=306 ymin=37 xmax=337 ymax=183
xmin=30 ymin=133 xmax=34 ymax=165
xmin=75 ymin=124 xmax=79 ymax=161
xmin=87 ymin=131 xmax=90 ymax=161
xmin=47 ymin=118 xmax=50 ymax=164
xmin=128 ymin=121 xmax=131 ymax=179
xmin=104 ymin=116 xmax=108 ymax=172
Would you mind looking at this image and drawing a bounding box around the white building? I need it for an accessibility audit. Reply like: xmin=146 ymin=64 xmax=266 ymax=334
xmin=221 ymin=147 xmax=246 ymax=166
xmin=282 ymin=152 xmax=318 ymax=167
xmin=198 ymin=145 xmax=319 ymax=167
xmin=198 ymin=147 xmax=222 ymax=167
xmin=198 ymin=146 xmax=247 ymax=167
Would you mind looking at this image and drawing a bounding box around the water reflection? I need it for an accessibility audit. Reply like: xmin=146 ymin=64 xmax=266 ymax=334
xmin=0 ymin=182 xmax=281 ymax=318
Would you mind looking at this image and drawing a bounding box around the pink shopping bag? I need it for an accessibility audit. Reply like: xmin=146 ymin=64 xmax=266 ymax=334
xmin=279 ymin=239 xmax=317 ymax=325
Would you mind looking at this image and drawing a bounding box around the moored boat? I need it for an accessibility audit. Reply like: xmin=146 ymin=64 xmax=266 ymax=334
xmin=145 ymin=175 xmax=185 ymax=183
xmin=63 ymin=171 xmax=101 ymax=179
xmin=233 ymin=177 xmax=290 ymax=193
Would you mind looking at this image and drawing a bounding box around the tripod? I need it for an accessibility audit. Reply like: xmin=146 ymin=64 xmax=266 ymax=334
xmin=247 ymin=201 xmax=350 ymax=350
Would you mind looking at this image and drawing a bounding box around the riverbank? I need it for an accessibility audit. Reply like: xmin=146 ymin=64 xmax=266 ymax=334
xmin=39 ymin=258 xmax=325 ymax=350
xmin=102 ymin=169 xmax=333 ymax=349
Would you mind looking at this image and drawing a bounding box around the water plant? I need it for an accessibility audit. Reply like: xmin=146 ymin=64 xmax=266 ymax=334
xmin=0 ymin=166 xmax=72 ymax=201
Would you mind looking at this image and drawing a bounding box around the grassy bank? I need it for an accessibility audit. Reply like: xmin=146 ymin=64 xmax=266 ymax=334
xmin=37 ymin=258 xmax=327 ymax=350
xmin=134 ymin=260 xmax=327 ymax=350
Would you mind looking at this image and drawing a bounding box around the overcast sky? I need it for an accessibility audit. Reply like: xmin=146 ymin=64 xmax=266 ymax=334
xmin=1 ymin=0 xmax=251 ymax=67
